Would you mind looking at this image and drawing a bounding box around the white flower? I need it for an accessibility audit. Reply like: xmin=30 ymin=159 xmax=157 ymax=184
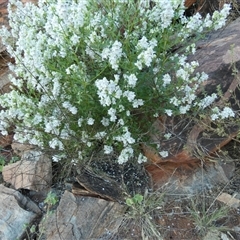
xmin=135 ymin=37 xmax=157 ymax=69
xmin=113 ymin=127 xmax=135 ymax=146
xmin=211 ymin=107 xmax=220 ymax=120
xmin=78 ymin=118 xmax=83 ymax=127
xmin=211 ymin=113 xmax=219 ymax=121
xmin=212 ymin=4 xmax=231 ymax=30
xmin=118 ymin=146 xmax=134 ymax=164
xmin=170 ymin=97 xmax=180 ymax=106
xmin=94 ymin=131 xmax=107 ymax=139
xmin=123 ymin=131 xmax=135 ymax=145
xmin=125 ymin=74 xmax=138 ymax=87
xmin=186 ymin=13 xmax=203 ymax=32
xmin=60 ymin=128 xmax=70 ymax=139
xmin=199 ymin=72 xmax=209 ymax=83
xmin=49 ymin=138 xmax=64 ymax=150
xmin=118 ymin=105 xmax=125 ymax=112
xmin=164 ymin=133 xmax=172 ymax=140
xmin=108 ymin=108 xmax=117 ymax=122
xmin=95 ymin=77 xmax=123 ymax=107
xmin=104 ymin=145 xmax=113 ymax=154
xmin=178 ymin=55 xmax=187 ymax=66
xmin=85 ymin=46 xmax=95 ymax=58
xmin=123 ymin=90 xmax=135 ymax=102
xmin=198 ymin=93 xmax=217 ymax=109
xmin=62 ymin=101 xmax=77 ymax=114
xmin=137 ymin=36 xmax=149 ymax=49
xmin=153 ymin=66 xmax=160 ymax=74
xmin=148 ymin=1 xmax=175 ymax=29
xmin=137 ymin=153 xmax=147 ymax=164
xmin=118 ymin=118 xmax=124 ymax=125
xmin=179 ymin=105 xmax=190 ymax=114
xmin=65 ymin=64 xmax=79 ymax=75
xmin=95 ymin=78 xmax=112 ymax=106
xmin=70 ymin=34 xmax=80 ymax=45
xmin=176 ymin=68 xmax=189 ymax=80
xmin=191 ymin=61 xmax=199 ymax=68
xmin=220 ymin=107 xmax=235 ymax=119
xmin=126 ymin=110 xmax=130 ymax=116
xmin=95 ymin=77 xmax=109 ymax=90
xmin=69 ymin=106 xmax=77 ymax=114
xmin=66 ymin=68 xmax=71 ymax=75
xmin=32 ymin=114 xmax=42 ymax=125
xmin=44 ymin=118 xmax=61 ymax=134
xmin=52 ymin=155 xmax=60 ymax=162
xmin=159 ymin=150 xmax=168 ymax=158
xmin=101 ymin=117 xmax=110 ymax=126
xmin=115 ymin=87 xmax=123 ymax=99
xmin=162 ymin=74 xmax=171 ymax=87
xmin=211 ymin=106 xmax=235 ymax=121
xmin=132 ymin=99 xmax=144 ymax=108
xmin=186 ymin=43 xmax=197 ymax=54
xmin=29 ymin=137 xmax=43 ymax=146
xmin=135 ymin=60 xmax=143 ymax=70
xmin=52 ymin=153 xmax=66 ymax=162
xmin=0 ymin=130 xmax=8 ymax=136
xmin=165 ymin=109 xmax=173 ymax=116
xmin=87 ymin=117 xmax=95 ymax=125
xmin=160 ymin=6 xmax=174 ymax=29
xmin=137 ymin=47 xmax=156 ymax=68
xmin=52 ymin=78 xmax=61 ymax=97
xmin=101 ymin=47 xmax=110 ymax=59
xmin=101 ymin=40 xmax=123 ymax=70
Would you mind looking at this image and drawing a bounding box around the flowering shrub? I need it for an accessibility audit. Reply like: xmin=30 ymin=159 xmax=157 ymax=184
xmin=0 ymin=0 xmax=231 ymax=164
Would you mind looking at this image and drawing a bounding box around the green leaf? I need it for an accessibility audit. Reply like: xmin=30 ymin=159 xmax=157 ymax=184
xmin=126 ymin=198 xmax=134 ymax=206
xmin=134 ymin=194 xmax=143 ymax=204
xmin=44 ymin=192 xmax=58 ymax=206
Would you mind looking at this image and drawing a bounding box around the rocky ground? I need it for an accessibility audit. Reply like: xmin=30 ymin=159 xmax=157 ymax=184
xmin=0 ymin=137 xmax=240 ymax=239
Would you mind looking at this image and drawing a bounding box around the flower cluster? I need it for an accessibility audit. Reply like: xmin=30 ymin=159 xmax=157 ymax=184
xmin=0 ymin=0 xmax=232 ymax=165
xmin=211 ymin=107 xmax=235 ymax=121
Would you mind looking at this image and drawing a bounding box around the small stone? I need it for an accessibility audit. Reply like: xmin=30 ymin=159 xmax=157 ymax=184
xmin=203 ymin=230 xmax=221 ymax=240
xmin=2 ymin=150 xmax=52 ymax=191
xmin=217 ymin=193 xmax=240 ymax=209
xmin=41 ymin=190 xmax=125 ymax=240
xmin=0 ymin=184 xmax=39 ymax=240
xmin=221 ymin=232 xmax=230 ymax=240
xmin=11 ymin=142 xmax=36 ymax=156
